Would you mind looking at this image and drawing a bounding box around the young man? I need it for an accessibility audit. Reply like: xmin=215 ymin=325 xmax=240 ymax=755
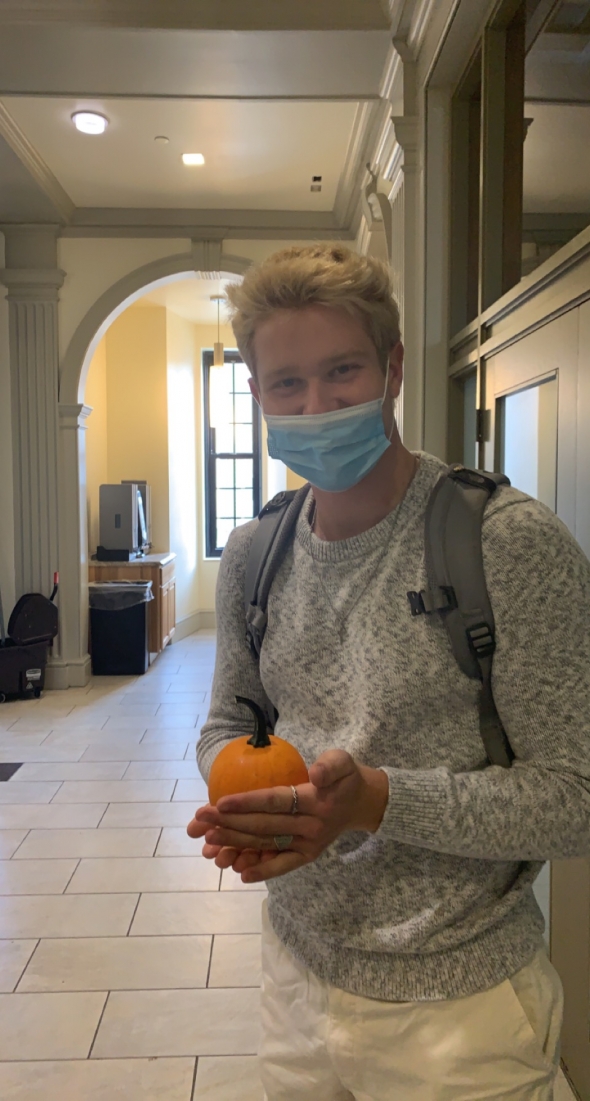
xmin=187 ymin=245 xmax=590 ymax=1100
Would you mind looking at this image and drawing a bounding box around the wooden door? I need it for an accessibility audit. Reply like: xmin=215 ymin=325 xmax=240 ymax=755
xmin=483 ymin=308 xmax=590 ymax=1099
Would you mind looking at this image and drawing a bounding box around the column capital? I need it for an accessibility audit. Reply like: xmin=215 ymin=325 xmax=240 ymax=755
xmin=390 ymin=115 xmax=420 ymax=170
xmin=0 ymin=268 xmax=66 ymax=300
xmin=191 ymin=237 xmax=224 ymax=277
xmin=58 ymin=403 xmax=93 ymax=429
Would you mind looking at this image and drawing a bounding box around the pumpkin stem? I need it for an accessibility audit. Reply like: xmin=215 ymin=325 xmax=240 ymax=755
xmin=235 ymin=696 xmax=272 ymax=748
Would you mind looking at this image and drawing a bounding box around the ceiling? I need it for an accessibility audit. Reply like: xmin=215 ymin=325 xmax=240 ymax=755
xmin=138 ymin=275 xmax=241 ymax=324
xmin=523 ymin=103 xmax=590 ymax=213
xmin=2 ymin=97 xmax=359 ymax=211
xmin=0 ymin=17 xmax=397 ymax=230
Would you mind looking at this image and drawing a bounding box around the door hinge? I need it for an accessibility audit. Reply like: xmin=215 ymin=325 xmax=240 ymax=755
xmin=476 ymin=408 xmax=491 ymax=443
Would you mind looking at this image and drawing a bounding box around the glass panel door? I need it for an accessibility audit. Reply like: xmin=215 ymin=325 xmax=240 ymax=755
xmin=496 ymin=375 xmax=558 ymax=512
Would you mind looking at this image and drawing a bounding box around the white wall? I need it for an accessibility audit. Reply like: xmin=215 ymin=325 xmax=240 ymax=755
xmin=167 ymin=310 xmax=199 ymax=625
xmin=0 ymin=238 xmax=15 ymax=619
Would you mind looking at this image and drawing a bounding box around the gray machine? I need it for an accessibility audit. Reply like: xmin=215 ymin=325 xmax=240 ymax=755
xmin=97 ymin=482 xmax=150 ymax=561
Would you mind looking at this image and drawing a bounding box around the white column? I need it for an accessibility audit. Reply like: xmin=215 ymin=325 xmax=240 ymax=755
xmin=0 ymin=227 xmax=68 ymax=677
xmin=391 ymin=113 xmax=422 ymax=452
xmin=57 ymin=403 xmax=93 ymax=687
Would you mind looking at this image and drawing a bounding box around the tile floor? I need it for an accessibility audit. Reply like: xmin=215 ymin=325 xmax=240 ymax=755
xmin=0 ymin=630 xmax=577 ymax=1100
xmin=0 ymin=631 xmax=266 ymax=1100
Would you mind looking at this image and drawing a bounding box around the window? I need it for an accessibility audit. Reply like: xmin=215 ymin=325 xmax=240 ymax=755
xmin=203 ymin=350 xmax=262 ymax=558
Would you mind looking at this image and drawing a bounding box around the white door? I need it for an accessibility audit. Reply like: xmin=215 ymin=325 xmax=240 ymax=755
xmin=484 ymin=305 xmax=590 ymax=1099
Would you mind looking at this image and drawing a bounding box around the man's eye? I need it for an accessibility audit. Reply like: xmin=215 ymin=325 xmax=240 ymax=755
xmin=332 ymin=364 xmax=357 ymax=377
xmin=276 ymin=378 xmax=298 ymax=389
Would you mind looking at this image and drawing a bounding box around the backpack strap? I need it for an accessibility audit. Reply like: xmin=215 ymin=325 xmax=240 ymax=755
xmin=244 ymin=484 xmax=312 ymax=659
xmin=407 ymin=464 xmax=514 ymax=769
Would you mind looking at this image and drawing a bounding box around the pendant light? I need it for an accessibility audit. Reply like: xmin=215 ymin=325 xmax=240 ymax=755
xmin=210 ymin=294 xmax=225 ymax=367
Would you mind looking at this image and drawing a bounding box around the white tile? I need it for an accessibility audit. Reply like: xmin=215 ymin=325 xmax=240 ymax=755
xmin=123 ymin=760 xmax=204 ymax=780
xmin=101 ymin=713 xmax=155 ymax=731
xmin=53 ymin=779 xmax=176 ymax=803
xmin=140 ymin=716 xmax=199 ymax=730
xmin=0 ymin=747 xmax=85 ymax=763
xmin=131 ymin=890 xmax=263 ymax=936
xmin=0 ymin=859 xmax=78 ymax=895
xmin=99 ymin=802 xmax=202 ymax=829
xmin=141 ymin=729 xmax=200 ymax=743
xmin=0 ymin=893 xmax=138 ymax=937
xmin=209 ymin=934 xmax=262 ymax=988
xmin=0 ymin=992 xmax=106 ymax=1060
xmin=6 ymin=719 xmax=75 ymax=733
xmin=173 ymin=778 xmax=209 ymax=802
xmin=12 ymin=762 xmax=128 ymax=781
xmin=220 ymin=868 xmax=268 ymax=893
xmin=0 ymin=729 xmax=51 ymax=742
xmin=0 ymin=1058 xmax=196 ymax=1100
xmin=92 ymin=987 xmax=260 ymax=1058
xmin=0 ymin=804 xmax=107 ymax=830
xmin=156 ymin=702 xmax=205 ymax=715
xmin=67 ymin=856 xmax=220 ymax=894
xmin=0 ymin=782 xmax=62 ymax=804
xmin=194 ymin=1056 xmax=263 ymax=1101
xmin=14 ymin=828 xmax=160 ymax=860
xmin=156 ymin=828 xmax=205 ymax=857
xmin=80 ymin=741 xmax=189 ymax=761
xmin=110 ymin=703 xmax=161 ymax=714
xmin=41 ymin=730 xmax=133 ymax=747
xmin=0 ymin=829 xmax=29 ymax=859
xmin=0 ymin=940 xmax=38 ymax=992
xmin=19 ymin=934 xmax=212 ymax=992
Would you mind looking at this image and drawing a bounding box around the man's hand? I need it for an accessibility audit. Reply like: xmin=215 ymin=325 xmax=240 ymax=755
xmin=186 ymin=750 xmax=389 ymax=883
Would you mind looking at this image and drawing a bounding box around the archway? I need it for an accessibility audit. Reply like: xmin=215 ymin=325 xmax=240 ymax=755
xmin=56 ymin=248 xmax=251 ymax=687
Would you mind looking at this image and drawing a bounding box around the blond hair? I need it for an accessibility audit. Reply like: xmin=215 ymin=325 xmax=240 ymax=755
xmin=224 ymin=244 xmax=400 ymax=376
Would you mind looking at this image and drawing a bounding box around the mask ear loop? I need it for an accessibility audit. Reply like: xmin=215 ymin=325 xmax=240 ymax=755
xmin=382 ymin=362 xmax=395 ymax=442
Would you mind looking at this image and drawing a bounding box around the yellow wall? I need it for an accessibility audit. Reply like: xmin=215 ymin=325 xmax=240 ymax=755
xmin=167 ymin=310 xmax=199 ymax=622
xmin=105 ymin=304 xmax=170 ymax=554
xmin=85 ymin=335 xmax=108 ymax=556
xmin=83 ymin=297 xmax=292 ymax=629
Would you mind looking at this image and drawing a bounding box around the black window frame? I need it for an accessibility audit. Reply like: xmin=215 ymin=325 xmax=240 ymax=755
xmin=203 ymin=349 xmax=262 ymax=558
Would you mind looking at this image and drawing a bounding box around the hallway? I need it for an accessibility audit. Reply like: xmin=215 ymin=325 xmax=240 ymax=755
xmin=0 ymin=631 xmax=267 ymax=1099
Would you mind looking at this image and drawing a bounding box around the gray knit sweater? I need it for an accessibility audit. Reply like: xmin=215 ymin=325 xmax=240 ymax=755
xmin=197 ymin=451 xmax=590 ymax=1001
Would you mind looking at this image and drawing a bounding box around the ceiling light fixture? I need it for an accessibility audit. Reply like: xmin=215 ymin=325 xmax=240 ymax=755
xmin=182 ymin=153 xmax=205 ymax=166
xmin=154 ymin=135 xmax=169 ymax=144
xmin=210 ymin=295 xmax=225 ymax=367
xmin=72 ymin=111 xmax=109 ymax=135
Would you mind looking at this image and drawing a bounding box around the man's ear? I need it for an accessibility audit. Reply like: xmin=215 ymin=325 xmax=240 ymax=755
xmin=388 ymin=342 xmax=404 ymax=400
xmin=248 ymin=375 xmax=261 ymax=406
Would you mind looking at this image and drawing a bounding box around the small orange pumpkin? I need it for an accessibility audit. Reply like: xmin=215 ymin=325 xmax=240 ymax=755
xmin=208 ymin=696 xmax=309 ymax=805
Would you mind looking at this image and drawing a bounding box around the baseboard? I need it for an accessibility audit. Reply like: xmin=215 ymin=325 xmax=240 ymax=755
xmin=45 ymin=654 xmax=92 ymax=689
xmin=172 ymin=610 xmax=216 ymax=641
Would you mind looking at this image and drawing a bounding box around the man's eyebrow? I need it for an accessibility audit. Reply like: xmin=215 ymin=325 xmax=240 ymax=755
xmin=264 ymin=351 xmax=369 ymax=383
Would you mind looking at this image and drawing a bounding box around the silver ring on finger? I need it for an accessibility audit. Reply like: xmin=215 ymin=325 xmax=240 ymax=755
xmin=273 ymin=834 xmax=294 ymax=851
xmin=290 ymin=785 xmax=299 ymax=815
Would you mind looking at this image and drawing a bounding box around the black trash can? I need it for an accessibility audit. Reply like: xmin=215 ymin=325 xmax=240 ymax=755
xmin=89 ymin=581 xmax=153 ymax=676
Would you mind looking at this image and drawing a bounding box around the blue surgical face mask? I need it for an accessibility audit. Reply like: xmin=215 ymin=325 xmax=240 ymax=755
xmin=263 ymin=366 xmax=394 ymax=492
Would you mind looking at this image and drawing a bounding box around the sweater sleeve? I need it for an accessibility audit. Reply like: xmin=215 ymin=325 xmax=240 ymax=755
xmin=374 ymin=498 xmax=590 ymax=861
xmin=196 ymin=521 xmax=278 ymax=782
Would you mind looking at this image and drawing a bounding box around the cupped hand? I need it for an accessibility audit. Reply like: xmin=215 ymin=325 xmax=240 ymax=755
xmin=186 ymin=749 xmax=385 ymax=883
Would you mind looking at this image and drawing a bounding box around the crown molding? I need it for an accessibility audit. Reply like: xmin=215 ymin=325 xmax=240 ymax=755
xmin=61 ymin=206 xmax=351 ymax=239
xmin=0 ymin=102 xmax=75 ymax=223
xmin=0 ymin=0 xmax=390 ymax=31
xmin=333 ymin=99 xmax=389 ymax=229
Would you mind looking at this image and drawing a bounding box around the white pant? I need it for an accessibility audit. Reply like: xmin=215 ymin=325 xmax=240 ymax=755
xmin=259 ymin=899 xmax=563 ymax=1101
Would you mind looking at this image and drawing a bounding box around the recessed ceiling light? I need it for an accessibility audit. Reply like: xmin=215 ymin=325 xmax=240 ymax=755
xmin=72 ymin=111 xmax=109 ymax=135
xmin=182 ymin=153 xmax=205 ymax=166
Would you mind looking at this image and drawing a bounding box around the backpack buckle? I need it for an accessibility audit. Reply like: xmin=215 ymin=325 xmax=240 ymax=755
xmin=407 ymin=586 xmax=457 ymax=617
xmin=467 ymin=622 xmax=495 ymax=658
xmin=449 ymin=465 xmax=500 ymax=495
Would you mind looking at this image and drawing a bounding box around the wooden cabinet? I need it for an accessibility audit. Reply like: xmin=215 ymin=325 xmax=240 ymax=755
xmin=88 ymin=553 xmax=176 ymax=658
